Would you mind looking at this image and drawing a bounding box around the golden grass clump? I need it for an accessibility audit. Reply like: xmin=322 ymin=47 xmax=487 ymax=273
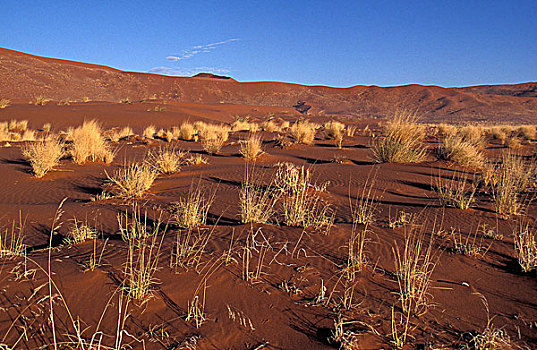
xmin=146 ymin=145 xmax=186 ymax=174
xmin=106 ymin=162 xmax=158 ymax=199
xmin=121 ymin=209 xmax=166 ymax=300
xmin=370 ymin=110 xmax=427 ymax=163
xmin=490 ymin=126 xmax=507 ymax=143
xmin=0 ymin=99 xmax=10 ymax=109
xmin=179 ymin=122 xmax=196 ymax=140
xmin=491 ymin=152 xmax=535 ymax=218
xmin=231 ymin=117 xmax=252 ymax=131
xmin=0 ymin=123 xmax=10 ymax=142
xmin=239 ymin=133 xmax=263 ymax=161
xmin=324 ymin=120 xmax=345 ymax=148
xmin=437 ymin=123 xmax=458 ymax=137
xmin=346 ymin=125 xmax=357 ymax=137
xmin=21 ymin=129 xmax=36 ymax=141
xmin=517 ymin=125 xmax=536 ymax=140
xmin=261 ymin=119 xmax=279 ymax=132
xmin=289 ymin=119 xmax=316 ymax=145
xmin=0 ymin=218 xmax=26 ymax=258
xmin=9 ymin=119 xmax=29 ymax=131
xmin=21 ymin=138 xmax=65 ymax=178
xmin=458 ymin=125 xmax=484 ymax=147
xmin=64 ymin=219 xmax=96 ymax=244
xmin=71 ymin=120 xmax=114 ymax=164
xmin=119 ymin=126 xmax=133 ymax=139
xmin=199 ymin=123 xmax=230 ymax=141
xmin=276 ymin=163 xmax=334 ymax=230
xmin=143 ymin=125 xmax=156 ymax=139
xmin=34 ymin=96 xmax=51 ymax=106
xmin=505 ymin=133 xmax=521 ymax=149
xmin=513 ymin=220 xmax=537 ymax=272
xmin=436 ymin=135 xmax=485 ymax=168
xmin=173 ymin=182 xmax=214 ymax=229
xmin=42 ymin=123 xmax=52 ymax=132
xmin=185 ymin=154 xmax=208 ymax=165
xmin=239 ymin=166 xmax=280 ymax=224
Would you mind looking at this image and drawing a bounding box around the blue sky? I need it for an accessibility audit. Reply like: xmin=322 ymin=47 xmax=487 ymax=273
xmin=2 ymin=1 xmax=536 ymax=87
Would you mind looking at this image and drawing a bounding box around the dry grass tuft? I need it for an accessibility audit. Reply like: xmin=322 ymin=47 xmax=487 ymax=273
xmin=239 ymin=133 xmax=263 ymax=161
xmin=239 ymin=165 xmax=280 ymax=224
xmin=106 ymin=162 xmax=158 ymax=199
xmin=185 ymin=154 xmax=208 ymax=165
xmin=370 ymin=110 xmax=427 ymax=163
xmin=436 ymin=136 xmax=484 ymax=168
xmin=143 ymin=125 xmax=156 ymax=139
xmin=324 ymin=120 xmax=345 ymax=148
xmin=437 ymin=123 xmax=458 ymax=137
xmin=261 ymin=119 xmax=280 ymax=132
xmin=173 ymin=181 xmax=215 ymax=229
xmin=71 ymin=120 xmax=114 ymax=164
xmin=21 ymin=138 xmax=65 ymax=177
xmin=517 ymin=125 xmax=536 ymax=140
xmin=42 ymin=123 xmax=52 ymax=132
xmin=513 ymin=219 xmax=537 ymax=272
xmin=64 ymin=219 xmax=96 ymax=244
xmin=179 ymin=122 xmax=196 ymax=140
xmin=457 ymin=125 xmax=484 ymax=147
xmin=200 ymin=124 xmax=229 ymax=154
xmin=21 ymin=129 xmax=36 ymax=141
xmin=34 ymin=96 xmax=51 ymax=106
xmin=289 ymin=119 xmax=316 ymax=145
xmin=276 ymin=163 xmax=334 ymax=230
xmin=434 ymin=172 xmax=477 ymax=209
xmin=0 ymin=98 xmax=11 ymax=109
xmin=146 ymin=145 xmax=186 ymax=174
xmin=0 ymin=217 xmax=26 ymax=258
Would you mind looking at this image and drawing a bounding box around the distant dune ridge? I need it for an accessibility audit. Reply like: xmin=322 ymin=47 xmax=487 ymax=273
xmin=0 ymin=47 xmax=536 ymax=123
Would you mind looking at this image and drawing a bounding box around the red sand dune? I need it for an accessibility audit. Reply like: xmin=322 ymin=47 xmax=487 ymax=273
xmin=1 ymin=47 xmax=536 ymax=123
xmin=0 ymin=48 xmax=536 ymax=349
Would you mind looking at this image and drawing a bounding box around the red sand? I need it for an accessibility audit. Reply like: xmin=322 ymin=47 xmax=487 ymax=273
xmin=0 ymin=49 xmax=536 ymax=349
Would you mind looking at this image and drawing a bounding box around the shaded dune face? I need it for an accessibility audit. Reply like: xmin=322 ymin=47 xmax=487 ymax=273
xmin=0 ymin=47 xmax=536 ymax=123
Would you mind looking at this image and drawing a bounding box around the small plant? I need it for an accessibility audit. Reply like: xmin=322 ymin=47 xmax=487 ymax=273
xmin=513 ymin=219 xmax=537 ymax=272
xmin=0 ymin=98 xmax=10 ymax=109
xmin=370 ymin=109 xmax=427 ymax=163
xmin=21 ymin=129 xmax=36 ymax=141
xmin=434 ymin=171 xmax=477 ymax=209
xmin=64 ymin=219 xmax=96 ymax=244
xmin=105 ymin=162 xmax=158 ymax=199
xmin=34 ymin=96 xmax=51 ymax=106
xmin=177 ymin=122 xmax=196 ymax=140
xmin=324 ymin=120 xmax=345 ymax=148
xmin=436 ymin=136 xmax=484 ymax=168
xmin=143 ymin=125 xmax=156 ymax=139
xmin=71 ymin=120 xmax=114 ymax=164
xmin=146 ymin=145 xmax=185 ymax=174
xmin=261 ymin=119 xmax=279 ymax=132
xmin=0 ymin=216 xmax=26 ymax=258
xmin=517 ymin=125 xmax=536 ymax=140
xmin=458 ymin=125 xmax=484 ymax=147
xmin=289 ymin=119 xmax=316 ymax=145
xmin=388 ymin=210 xmax=412 ymax=229
xmin=42 ymin=123 xmax=52 ymax=132
xmin=239 ymin=165 xmax=280 ymax=224
xmin=185 ymin=154 xmax=208 ymax=165
xmin=449 ymin=227 xmax=491 ymax=257
xmin=350 ymin=170 xmax=379 ymax=224
xmin=123 ymin=212 xmax=166 ymax=300
xmin=239 ymin=133 xmax=263 ymax=161
xmin=346 ymin=125 xmax=357 ymax=137
xmin=21 ymin=138 xmax=65 ymax=177
xmin=173 ymin=181 xmax=215 ymax=229
xmin=276 ymin=163 xmax=334 ymax=231
xmin=202 ymin=138 xmax=225 ymax=154
xmin=117 ymin=206 xmax=163 ymax=241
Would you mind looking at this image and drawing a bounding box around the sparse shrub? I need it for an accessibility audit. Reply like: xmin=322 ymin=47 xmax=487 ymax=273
xmin=179 ymin=122 xmax=196 ymax=140
xmin=505 ymin=133 xmax=521 ymax=149
xmin=261 ymin=120 xmax=279 ymax=132
xmin=146 ymin=146 xmax=185 ymax=174
xmin=289 ymin=119 xmax=316 ymax=145
xmin=434 ymin=172 xmax=477 ymax=209
xmin=490 ymin=126 xmax=507 ymax=143
xmin=173 ymin=182 xmax=214 ymax=229
xmin=517 ymin=125 xmax=536 ymax=140
xmin=437 ymin=123 xmax=458 ymax=137
xmin=324 ymin=120 xmax=345 ymax=148
xmin=458 ymin=125 xmax=484 ymax=147
xmin=0 ymin=99 xmax=10 ymax=109
xmin=436 ymin=136 xmax=484 ymax=168
xmin=239 ymin=166 xmax=280 ymax=224
xmin=231 ymin=117 xmax=252 ymax=131
xmin=185 ymin=154 xmax=208 ymax=165
xmin=164 ymin=130 xmax=174 ymax=142
xmin=143 ymin=125 xmax=156 ymax=139
xmin=0 ymin=217 xmax=26 ymax=258
xmin=119 ymin=126 xmax=133 ymax=139
xmin=513 ymin=219 xmax=537 ymax=272
xmin=9 ymin=119 xmax=28 ymax=131
xmin=105 ymin=162 xmax=158 ymax=198
xmin=370 ymin=110 xmax=427 ymax=163
xmin=34 ymin=96 xmax=51 ymax=106
xmin=64 ymin=219 xmax=96 ymax=244
xmin=276 ymin=163 xmax=334 ymax=230
xmin=122 ymin=210 xmax=166 ymax=300
xmin=21 ymin=129 xmax=36 ymax=141
xmin=71 ymin=120 xmax=114 ymax=164
xmin=21 ymin=138 xmax=65 ymax=177
xmin=202 ymin=138 xmax=225 ymax=154
xmin=239 ymin=133 xmax=263 ymax=161
xmin=199 ymin=123 xmax=230 ymax=142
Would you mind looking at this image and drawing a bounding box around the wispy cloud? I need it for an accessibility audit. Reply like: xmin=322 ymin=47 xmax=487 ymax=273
xmin=149 ymin=66 xmax=231 ymax=76
xmin=166 ymin=38 xmax=239 ymax=61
